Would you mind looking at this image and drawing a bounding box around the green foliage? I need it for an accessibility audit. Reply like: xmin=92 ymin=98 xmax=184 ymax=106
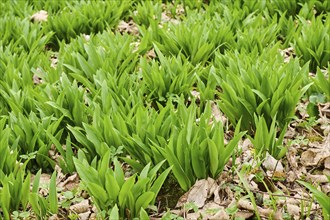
xmin=27 ymin=0 xmax=68 ymax=14
xmin=0 ymin=17 xmax=52 ymax=53
xmin=294 ymin=15 xmax=330 ymax=72
xmin=157 ymin=103 xmax=245 ymax=191
xmin=29 ymin=170 xmax=59 ymax=219
xmin=153 ymin=14 xmax=234 ymax=65
xmin=0 ymin=168 xmax=31 ymax=219
xmin=122 ymin=99 xmax=245 ymax=191
xmin=234 ymin=12 xmax=283 ymax=52
xmin=312 ymin=67 xmax=330 ymax=101
xmin=0 ymin=117 xmax=18 ymax=176
xmin=298 ymin=180 xmax=330 ymax=219
xmin=61 ymin=31 xmax=138 ymax=79
xmin=214 ymin=47 xmax=310 ymax=132
xmin=266 ymin=0 xmax=312 ymax=18
xmin=248 ymin=116 xmax=287 ymax=159
xmin=139 ymin=46 xmax=197 ymax=102
xmin=6 ymin=112 xmax=63 ymax=169
xmin=0 ymin=0 xmax=329 ymax=218
xmin=132 ymin=0 xmax=162 ymax=27
xmin=43 ymin=1 xmax=131 ymax=47
xmin=74 ymin=151 xmax=171 ymax=219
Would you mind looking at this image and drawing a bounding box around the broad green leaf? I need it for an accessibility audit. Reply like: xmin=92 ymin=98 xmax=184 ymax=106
xmin=105 ymin=172 xmax=120 ymax=201
xmin=49 ymin=171 xmax=58 ymax=214
xmin=298 ymin=180 xmax=330 ymax=216
xmin=139 ymin=208 xmax=150 ymax=220
xmin=109 ymin=204 xmax=119 ymax=220
xmin=208 ymin=139 xmax=219 ymax=178
xmin=135 ymin=191 xmax=154 ymax=215
xmin=149 ymin=166 xmax=171 ymax=203
xmin=88 ymin=182 xmax=108 ymax=205
xmin=119 ymin=174 xmax=136 ymax=207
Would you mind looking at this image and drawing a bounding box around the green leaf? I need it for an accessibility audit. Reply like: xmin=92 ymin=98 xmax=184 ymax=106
xmin=208 ymin=139 xmax=219 ymax=178
xmin=49 ymin=171 xmax=58 ymax=214
xmin=135 ymin=191 xmax=154 ymax=215
xmin=139 ymin=208 xmax=150 ymax=220
xmin=149 ymin=166 xmax=172 ymax=203
xmin=297 ymin=180 xmax=330 ymax=216
xmin=32 ymin=169 xmax=42 ymax=193
xmin=109 ymin=204 xmax=119 ymax=220
xmin=119 ymin=174 xmax=136 ymax=207
xmin=73 ymin=158 xmax=101 ymax=186
xmin=160 ymin=146 xmax=190 ymax=191
xmin=114 ymin=158 xmax=125 ymax=187
xmin=105 ymin=172 xmax=120 ymax=201
xmin=88 ymin=182 xmax=108 ymax=205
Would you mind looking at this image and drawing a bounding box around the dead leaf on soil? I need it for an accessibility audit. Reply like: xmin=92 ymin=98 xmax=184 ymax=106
xmin=262 ymin=153 xmax=284 ymax=172
xmin=82 ymin=34 xmax=90 ymax=41
xmin=324 ymin=156 xmax=330 ymax=169
xmin=177 ymin=178 xmax=217 ymax=208
xmin=306 ymin=174 xmax=329 ymax=183
xmin=33 ymin=68 xmax=44 ymax=84
xmin=237 ymin=199 xmax=273 ymax=218
xmin=49 ymin=214 xmax=60 ymax=220
xmin=202 ymin=202 xmax=228 ymax=220
xmin=78 ymin=211 xmax=91 ymax=220
xmin=209 ymin=209 xmax=229 ymax=220
xmin=322 ymin=183 xmax=330 ymax=194
xmin=319 ymin=102 xmax=330 ymax=119
xmin=161 ymin=12 xmax=180 ymax=25
xmin=33 ymin=74 xmax=42 ymax=84
xmin=31 ymin=10 xmax=48 ymax=22
xmin=118 ymin=20 xmax=139 ymax=35
xmin=301 ymin=138 xmax=330 ymax=166
xmin=211 ymin=101 xmax=227 ymax=125
xmin=58 ymin=173 xmax=80 ymax=191
xmin=70 ymin=199 xmax=89 ymax=214
xmin=146 ymin=48 xmax=156 ymax=59
xmin=287 ymin=204 xmax=300 ymax=217
xmin=51 ymin=56 xmax=58 ymax=68
xmin=235 ymin=211 xmax=254 ymax=219
xmin=279 ymin=47 xmax=295 ymax=63
xmin=54 ymin=164 xmax=65 ymax=185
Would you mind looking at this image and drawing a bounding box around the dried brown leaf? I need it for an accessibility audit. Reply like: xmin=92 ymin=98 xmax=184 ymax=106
xmin=262 ymin=153 xmax=284 ymax=172
xmin=31 ymin=10 xmax=48 ymax=22
xmin=118 ymin=20 xmax=139 ymax=35
xmin=70 ymin=199 xmax=89 ymax=214
xmin=306 ymin=174 xmax=329 ymax=183
xmin=58 ymin=173 xmax=80 ymax=191
xmin=146 ymin=48 xmax=156 ymax=59
xmin=186 ymin=179 xmax=209 ymax=208
xmin=78 ymin=211 xmax=91 ymax=220
xmin=177 ymin=178 xmax=217 ymax=208
xmin=287 ymin=204 xmax=300 ymax=217
xmin=235 ymin=211 xmax=254 ymax=219
xmin=324 ymin=157 xmax=330 ymax=169
xmin=237 ymin=199 xmax=273 ymax=218
xmin=301 ymin=148 xmax=330 ymax=166
xmin=211 ymin=102 xmax=227 ymax=125
xmin=33 ymin=74 xmax=42 ymax=84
